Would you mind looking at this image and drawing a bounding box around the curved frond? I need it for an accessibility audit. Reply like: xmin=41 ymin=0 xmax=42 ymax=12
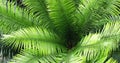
xmin=74 ymin=0 xmax=120 ymax=36
xmin=0 ymin=0 xmax=36 ymax=33
xmin=0 ymin=0 xmax=120 ymax=63
xmin=1 ymin=27 xmax=67 ymax=55
xmin=106 ymin=58 xmax=118 ymax=63
xmin=23 ymin=0 xmax=55 ymax=29
xmin=103 ymin=0 xmax=120 ymax=15
xmin=71 ymin=21 xmax=120 ymax=61
xmin=63 ymin=54 xmax=86 ymax=63
xmin=9 ymin=51 xmax=66 ymax=63
xmin=46 ymin=0 xmax=76 ymax=36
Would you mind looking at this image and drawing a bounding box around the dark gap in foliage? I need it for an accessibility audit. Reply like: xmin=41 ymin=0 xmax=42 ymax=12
xmin=7 ymin=0 xmax=25 ymax=8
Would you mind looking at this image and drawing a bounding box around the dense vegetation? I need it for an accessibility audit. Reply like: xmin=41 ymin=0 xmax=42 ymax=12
xmin=0 ymin=0 xmax=120 ymax=63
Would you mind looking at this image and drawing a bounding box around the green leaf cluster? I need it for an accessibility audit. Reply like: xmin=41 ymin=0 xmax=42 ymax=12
xmin=0 ymin=0 xmax=120 ymax=63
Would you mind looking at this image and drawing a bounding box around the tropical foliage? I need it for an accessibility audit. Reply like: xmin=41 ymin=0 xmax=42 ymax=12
xmin=0 ymin=0 xmax=120 ymax=63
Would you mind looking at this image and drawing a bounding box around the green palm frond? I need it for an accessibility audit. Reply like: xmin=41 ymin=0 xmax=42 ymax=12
xmin=106 ymin=58 xmax=118 ymax=63
xmin=45 ymin=0 xmax=80 ymax=48
xmin=2 ymin=27 xmax=67 ymax=55
xmin=63 ymin=54 xmax=86 ymax=63
xmin=23 ymin=0 xmax=78 ymax=39
xmin=23 ymin=0 xmax=55 ymax=29
xmin=65 ymin=34 xmax=110 ymax=62
xmin=9 ymin=21 xmax=120 ymax=63
xmin=74 ymin=0 xmax=120 ymax=36
xmin=103 ymin=0 xmax=120 ymax=15
xmin=67 ymin=21 xmax=120 ymax=62
xmin=0 ymin=0 xmax=120 ymax=63
xmin=0 ymin=0 xmax=35 ymax=33
xmin=9 ymin=51 xmax=42 ymax=63
xmin=46 ymin=0 xmax=76 ymax=35
xmin=9 ymin=50 xmax=66 ymax=63
xmin=75 ymin=0 xmax=102 ymax=27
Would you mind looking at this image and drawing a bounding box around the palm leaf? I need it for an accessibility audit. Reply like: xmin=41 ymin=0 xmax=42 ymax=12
xmin=45 ymin=0 xmax=81 ymax=48
xmin=46 ymin=0 xmax=76 ymax=35
xmin=1 ymin=27 xmax=67 ymax=55
xmin=67 ymin=21 xmax=120 ymax=62
xmin=106 ymin=58 xmax=118 ymax=63
xmin=74 ymin=0 xmax=120 ymax=37
xmin=9 ymin=50 xmax=66 ymax=63
xmin=0 ymin=0 xmax=36 ymax=33
xmin=23 ymin=0 xmax=55 ymax=29
xmin=0 ymin=0 xmax=120 ymax=63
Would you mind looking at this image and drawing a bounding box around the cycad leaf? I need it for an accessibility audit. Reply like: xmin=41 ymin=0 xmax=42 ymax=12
xmin=1 ymin=27 xmax=67 ymax=55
